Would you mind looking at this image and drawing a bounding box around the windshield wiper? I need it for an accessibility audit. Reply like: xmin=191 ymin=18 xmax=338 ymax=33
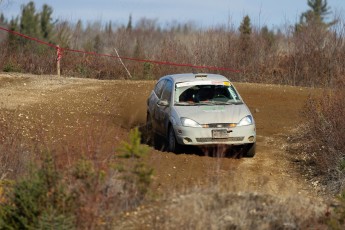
xmin=195 ymin=101 xmax=216 ymax=106
xmin=212 ymin=101 xmax=233 ymax=105
xmin=174 ymin=102 xmax=195 ymax=106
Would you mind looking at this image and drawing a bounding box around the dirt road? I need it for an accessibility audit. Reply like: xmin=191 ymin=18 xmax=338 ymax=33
xmin=0 ymin=73 xmax=324 ymax=227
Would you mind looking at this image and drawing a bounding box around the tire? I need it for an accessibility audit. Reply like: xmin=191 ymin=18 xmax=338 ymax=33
xmin=167 ymin=126 xmax=179 ymax=153
xmin=145 ymin=114 xmax=154 ymax=146
xmin=244 ymin=143 xmax=256 ymax=158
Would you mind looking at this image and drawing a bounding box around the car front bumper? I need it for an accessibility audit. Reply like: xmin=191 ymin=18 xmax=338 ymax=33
xmin=173 ymin=124 xmax=256 ymax=146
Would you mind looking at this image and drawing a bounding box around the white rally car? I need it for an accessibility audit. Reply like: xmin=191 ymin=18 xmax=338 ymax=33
xmin=146 ymin=73 xmax=256 ymax=157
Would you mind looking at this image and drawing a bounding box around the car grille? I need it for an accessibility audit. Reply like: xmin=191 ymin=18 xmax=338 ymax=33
xmin=196 ymin=137 xmax=244 ymax=143
xmin=206 ymin=123 xmax=236 ymax=128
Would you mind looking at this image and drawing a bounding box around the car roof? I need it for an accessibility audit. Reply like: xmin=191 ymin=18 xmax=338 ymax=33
xmin=160 ymin=73 xmax=230 ymax=83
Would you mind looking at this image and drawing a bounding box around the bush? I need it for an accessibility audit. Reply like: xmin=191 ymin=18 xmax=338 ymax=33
xmin=327 ymin=191 xmax=345 ymax=229
xmin=288 ymin=80 xmax=345 ymax=194
xmin=114 ymin=128 xmax=154 ymax=209
xmin=3 ymin=61 xmax=21 ymax=73
xmin=0 ymin=124 xmax=154 ymax=229
xmin=2 ymin=10 xmax=345 ymax=85
xmin=0 ymin=154 xmax=76 ymax=229
xmin=70 ymin=158 xmax=109 ymax=229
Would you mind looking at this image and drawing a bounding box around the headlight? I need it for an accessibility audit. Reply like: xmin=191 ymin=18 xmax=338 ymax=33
xmin=237 ymin=115 xmax=253 ymax=126
xmin=181 ymin=117 xmax=202 ymax=127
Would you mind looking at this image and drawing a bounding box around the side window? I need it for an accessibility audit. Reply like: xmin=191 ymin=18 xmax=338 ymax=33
xmin=161 ymin=80 xmax=173 ymax=102
xmin=154 ymin=80 xmax=166 ymax=98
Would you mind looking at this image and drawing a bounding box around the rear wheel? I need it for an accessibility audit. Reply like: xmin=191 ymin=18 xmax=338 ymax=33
xmin=167 ymin=126 xmax=179 ymax=153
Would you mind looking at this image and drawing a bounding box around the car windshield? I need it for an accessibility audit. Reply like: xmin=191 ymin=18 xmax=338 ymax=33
xmin=174 ymin=81 xmax=243 ymax=106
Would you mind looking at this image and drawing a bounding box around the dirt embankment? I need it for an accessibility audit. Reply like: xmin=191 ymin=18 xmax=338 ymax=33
xmin=0 ymin=73 xmax=326 ymax=228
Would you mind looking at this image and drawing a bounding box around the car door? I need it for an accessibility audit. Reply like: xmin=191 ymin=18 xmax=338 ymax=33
xmin=155 ymin=80 xmax=173 ymax=136
xmin=150 ymin=79 xmax=166 ymax=131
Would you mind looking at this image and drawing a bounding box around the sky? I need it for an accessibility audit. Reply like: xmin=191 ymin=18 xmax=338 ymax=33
xmin=1 ymin=0 xmax=345 ymax=29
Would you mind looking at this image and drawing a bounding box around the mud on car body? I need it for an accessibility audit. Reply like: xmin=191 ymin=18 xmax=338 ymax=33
xmin=146 ymin=73 xmax=256 ymax=157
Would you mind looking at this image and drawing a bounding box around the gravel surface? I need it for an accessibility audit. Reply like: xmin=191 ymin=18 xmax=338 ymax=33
xmin=0 ymin=73 xmax=326 ymax=228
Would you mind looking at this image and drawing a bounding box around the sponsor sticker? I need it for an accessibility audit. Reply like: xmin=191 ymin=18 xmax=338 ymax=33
xmin=176 ymin=81 xmax=230 ymax=88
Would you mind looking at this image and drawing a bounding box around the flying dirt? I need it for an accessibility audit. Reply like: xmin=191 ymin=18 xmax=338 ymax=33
xmin=0 ymin=73 xmax=325 ymax=228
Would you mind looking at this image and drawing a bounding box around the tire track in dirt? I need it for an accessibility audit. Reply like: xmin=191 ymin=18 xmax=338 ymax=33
xmin=0 ymin=73 xmax=319 ymax=196
xmin=0 ymin=73 xmax=324 ymax=225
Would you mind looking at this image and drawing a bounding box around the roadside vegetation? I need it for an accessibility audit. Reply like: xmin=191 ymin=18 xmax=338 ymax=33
xmin=1 ymin=0 xmax=345 ymax=228
xmin=0 ymin=0 xmax=344 ymax=87
xmin=0 ymin=118 xmax=153 ymax=229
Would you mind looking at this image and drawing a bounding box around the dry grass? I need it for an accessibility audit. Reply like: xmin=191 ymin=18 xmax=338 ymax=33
xmin=115 ymin=189 xmax=327 ymax=229
xmin=0 ymin=110 xmax=33 ymax=180
xmin=1 ymin=16 xmax=345 ymax=87
xmin=0 ymin=74 xmax=338 ymax=229
xmin=0 ymin=113 xmax=152 ymax=229
xmin=287 ymin=80 xmax=345 ymax=195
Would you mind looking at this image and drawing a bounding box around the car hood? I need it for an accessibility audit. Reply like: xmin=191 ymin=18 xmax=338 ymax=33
xmin=174 ymin=104 xmax=251 ymax=124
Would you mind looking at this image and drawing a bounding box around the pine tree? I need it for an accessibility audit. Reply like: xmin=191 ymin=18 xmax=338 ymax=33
xmin=8 ymin=17 xmax=19 ymax=47
xmin=239 ymin=15 xmax=252 ymax=37
xmin=40 ymin=4 xmax=53 ymax=40
xmin=105 ymin=21 xmax=112 ymax=35
xmin=0 ymin=13 xmax=6 ymax=24
xmin=297 ymin=0 xmax=335 ymax=30
xmin=126 ymin=14 xmax=132 ymax=31
xmin=93 ymin=34 xmax=102 ymax=53
xmin=239 ymin=15 xmax=252 ymax=52
xmin=7 ymin=2 xmax=54 ymax=48
xmin=306 ymin=0 xmax=330 ymax=23
xmin=261 ymin=26 xmax=275 ymax=49
xmin=73 ymin=20 xmax=83 ymax=48
xmin=133 ymin=39 xmax=142 ymax=58
xmin=20 ymin=1 xmax=40 ymax=38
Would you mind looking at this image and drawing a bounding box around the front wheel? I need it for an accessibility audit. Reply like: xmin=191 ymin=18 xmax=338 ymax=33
xmin=167 ymin=127 xmax=180 ymax=153
xmin=145 ymin=114 xmax=154 ymax=146
xmin=244 ymin=143 xmax=256 ymax=157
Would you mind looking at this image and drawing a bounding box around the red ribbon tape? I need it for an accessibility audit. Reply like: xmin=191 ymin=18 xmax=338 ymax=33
xmin=0 ymin=26 xmax=240 ymax=73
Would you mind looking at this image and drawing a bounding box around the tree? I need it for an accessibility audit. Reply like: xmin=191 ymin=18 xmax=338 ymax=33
xmin=8 ymin=1 xmax=54 ymax=47
xmin=126 ymin=14 xmax=132 ymax=31
xmin=8 ymin=17 xmax=19 ymax=47
xmin=20 ymin=1 xmax=40 ymax=38
xmin=133 ymin=39 xmax=143 ymax=58
xmin=105 ymin=21 xmax=112 ymax=35
xmin=238 ymin=15 xmax=252 ymax=52
xmin=261 ymin=26 xmax=275 ymax=49
xmin=306 ymin=0 xmax=330 ymax=23
xmin=297 ymin=0 xmax=335 ymax=31
xmin=0 ymin=13 xmax=6 ymax=24
xmin=40 ymin=4 xmax=53 ymax=40
xmin=239 ymin=15 xmax=252 ymax=37
xmin=93 ymin=34 xmax=102 ymax=53
xmin=72 ymin=20 xmax=82 ymax=48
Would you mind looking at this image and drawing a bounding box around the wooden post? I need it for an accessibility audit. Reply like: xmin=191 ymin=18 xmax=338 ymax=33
xmin=57 ymin=45 xmax=61 ymax=77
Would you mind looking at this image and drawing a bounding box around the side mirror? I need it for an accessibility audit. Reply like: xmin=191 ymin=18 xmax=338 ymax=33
xmin=157 ymin=99 xmax=169 ymax=107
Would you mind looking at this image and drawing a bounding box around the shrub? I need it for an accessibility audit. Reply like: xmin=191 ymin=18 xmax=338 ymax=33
xmin=115 ymin=128 xmax=154 ymax=208
xmin=0 ymin=153 xmax=76 ymax=229
xmin=143 ymin=62 xmax=154 ymax=79
xmin=288 ymin=80 xmax=345 ymax=194
xmin=327 ymin=191 xmax=345 ymax=229
xmin=70 ymin=158 xmax=108 ymax=229
xmin=3 ymin=60 xmax=22 ymax=73
xmin=2 ymin=7 xmax=345 ymax=86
